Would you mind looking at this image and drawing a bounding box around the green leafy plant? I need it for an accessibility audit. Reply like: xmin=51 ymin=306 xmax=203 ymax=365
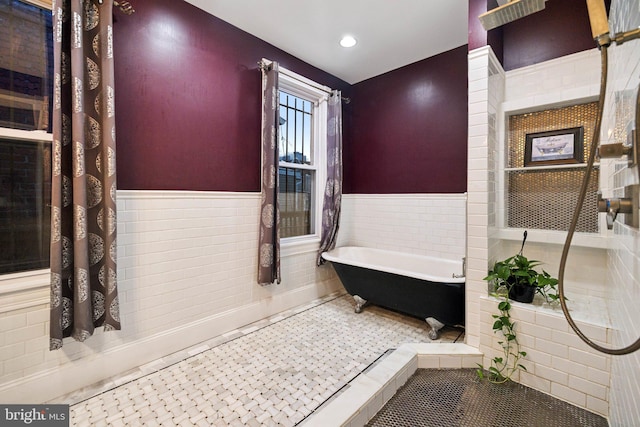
xmin=476 ymin=297 xmax=527 ymax=384
xmin=476 ymin=231 xmax=561 ymax=383
xmin=484 ymin=253 xmax=560 ymax=303
xmin=484 ymin=231 xmax=560 ymax=303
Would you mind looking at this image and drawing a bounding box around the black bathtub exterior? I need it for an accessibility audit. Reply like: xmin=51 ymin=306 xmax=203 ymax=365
xmin=330 ymin=262 xmax=465 ymax=327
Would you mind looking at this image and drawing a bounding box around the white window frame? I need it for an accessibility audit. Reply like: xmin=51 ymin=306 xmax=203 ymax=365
xmin=21 ymin=0 xmax=51 ymax=8
xmin=263 ymin=62 xmax=329 ymax=255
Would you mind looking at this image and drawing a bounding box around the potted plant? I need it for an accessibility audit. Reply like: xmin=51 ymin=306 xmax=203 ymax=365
xmin=484 ymin=231 xmax=560 ymax=304
xmin=477 ymin=231 xmax=561 ymax=383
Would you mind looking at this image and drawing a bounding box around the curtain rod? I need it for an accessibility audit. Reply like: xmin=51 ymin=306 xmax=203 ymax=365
xmin=25 ymin=1 xmax=134 ymax=14
xmin=114 ymin=1 xmax=135 ymax=14
xmin=258 ymin=60 xmax=351 ymax=104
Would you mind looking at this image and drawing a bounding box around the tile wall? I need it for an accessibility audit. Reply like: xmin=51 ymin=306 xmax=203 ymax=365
xmin=466 ymin=46 xmax=504 ymax=349
xmin=0 ymin=191 xmax=468 ymax=405
xmin=479 ymin=297 xmax=612 ymax=417
xmin=605 ymin=1 xmax=640 ymax=425
xmin=0 ymin=190 xmax=342 ymax=403
xmin=337 ymin=194 xmax=467 ymax=262
xmin=468 ymin=43 xmax=618 ymax=418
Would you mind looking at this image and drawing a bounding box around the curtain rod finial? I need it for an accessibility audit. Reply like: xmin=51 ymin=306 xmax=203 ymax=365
xmin=114 ymin=1 xmax=135 ymax=14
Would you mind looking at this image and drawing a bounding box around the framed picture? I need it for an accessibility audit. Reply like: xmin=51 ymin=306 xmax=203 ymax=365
xmin=524 ymin=127 xmax=584 ymax=167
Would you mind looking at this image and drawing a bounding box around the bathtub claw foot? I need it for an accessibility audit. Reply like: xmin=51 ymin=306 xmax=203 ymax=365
xmin=353 ymin=295 xmax=367 ymax=313
xmin=426 ymin=317 xmax=445 ymax=340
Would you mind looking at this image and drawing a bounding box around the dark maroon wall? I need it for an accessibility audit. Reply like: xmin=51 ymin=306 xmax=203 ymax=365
xmin=114 ymin=0 xmax=601 ymax=194
xmin=345 ymin=46 xmax=468 ymax=194
xmin=502 ymin=0 xmax=598 ymax=71
xmin=113 ymin=0 xmax=350 ymax=191
xmin=469 ymin=0 xmax=599 ymax=71
xmin=468 ymin=0 xmax=489 ymax=51
xmin=469 ymin=0 xmax=503 ymax=64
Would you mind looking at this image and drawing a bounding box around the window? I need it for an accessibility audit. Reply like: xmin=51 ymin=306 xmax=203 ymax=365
xmin=0 ymin=0 xmax=53 ymax=275
xmin=276 ymin=70 xmax=328 ymax=241
xmin=278 ymin=92 xmax=314 ymax=238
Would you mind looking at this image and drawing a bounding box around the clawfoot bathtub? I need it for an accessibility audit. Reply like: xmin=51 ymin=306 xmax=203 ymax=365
xmin=322 ymin=246 xmax=465 ymax=339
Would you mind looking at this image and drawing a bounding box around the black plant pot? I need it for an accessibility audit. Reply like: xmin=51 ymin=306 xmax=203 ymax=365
xmin=508 ymin=284 xmax=536 ymax=303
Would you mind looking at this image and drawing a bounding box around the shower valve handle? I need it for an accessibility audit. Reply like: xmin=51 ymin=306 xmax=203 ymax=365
xmin=598 ymin=143 xmax=632 ymax=159
xmin=597 ymin=193 xmax=634 ymax=229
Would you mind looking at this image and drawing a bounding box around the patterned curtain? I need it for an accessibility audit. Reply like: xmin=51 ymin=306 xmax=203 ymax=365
xmin=50 ymin=0 xmax=120 ymax=350
xmin=316 ymin=91 xmax=343 ymax=265
xmin=257 ymin=61 xmax=281 ymax=285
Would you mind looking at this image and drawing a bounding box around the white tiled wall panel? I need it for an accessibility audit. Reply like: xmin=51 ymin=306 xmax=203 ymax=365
xmin=0 ymin=189 xmax=467 ymax=404
xmin=499 ymin=239 xmax=609 ymax=300
xmin=504 ymin=49 xmax=601 ymax=109
xmin=0 ymin=191 xmax=342 ymax=403
xmin=337 ymin=193 xmax=467 ymax=262
xmin=469 ymin=30 xmax=621 ymax=420
xmin=605 ymin=2 xmax=640 ymax=425
xmin=479 ymin=296 xmax=612 ymax=416
xmin=467 ymin=46 xmax=504 ymax=349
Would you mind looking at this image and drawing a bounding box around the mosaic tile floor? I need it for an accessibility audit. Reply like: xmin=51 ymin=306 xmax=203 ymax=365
xmin=367 ymin=369 xmax=608 ymax=427
xmin=64 ymin=293 xmax=463 ymax=426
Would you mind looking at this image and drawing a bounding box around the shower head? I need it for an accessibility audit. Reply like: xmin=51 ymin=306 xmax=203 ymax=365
xmin=478 ymin=0 xmax=547 ymax=31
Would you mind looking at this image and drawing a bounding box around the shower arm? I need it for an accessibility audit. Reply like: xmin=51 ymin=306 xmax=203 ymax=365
xmin=587 ymin=0 xmax=640 ymax=48
xmin=593 ymin=27 xmax=640 ymax=49
xmin=613 ymin=28 xmax=640 ymax=46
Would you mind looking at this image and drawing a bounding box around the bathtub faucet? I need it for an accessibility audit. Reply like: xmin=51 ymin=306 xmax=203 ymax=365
xmin=453 ymin=257 xmax=466 ymax=279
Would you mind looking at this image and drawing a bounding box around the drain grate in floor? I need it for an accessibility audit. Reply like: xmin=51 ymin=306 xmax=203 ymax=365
xmin=367 ymin=369 xmax=608 ymax=427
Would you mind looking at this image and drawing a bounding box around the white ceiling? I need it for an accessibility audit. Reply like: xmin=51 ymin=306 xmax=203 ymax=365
xmin=183 ymin=0 xmax=469 ymax=84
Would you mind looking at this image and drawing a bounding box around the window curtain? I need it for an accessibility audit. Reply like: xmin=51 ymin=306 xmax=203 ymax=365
xmin=317 ymin=91 xmax=343 ymax=265
xmin=50 ymin=0 xmax=120 ymax=350
xmin=258 ymin=61 xmax=281 ymax=285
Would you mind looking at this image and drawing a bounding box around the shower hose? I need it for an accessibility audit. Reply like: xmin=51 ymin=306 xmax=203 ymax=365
xmin=558 ymin=44 xmax=640 ymax=355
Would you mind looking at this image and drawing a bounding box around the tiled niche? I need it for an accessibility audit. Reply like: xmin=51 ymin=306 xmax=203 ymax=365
xmin=506 ymin=102 xmax=600 ymax=233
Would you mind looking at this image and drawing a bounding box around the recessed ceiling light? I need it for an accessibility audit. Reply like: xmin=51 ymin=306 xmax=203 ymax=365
xmin=340 ymin=35 xmax=357 ymax=48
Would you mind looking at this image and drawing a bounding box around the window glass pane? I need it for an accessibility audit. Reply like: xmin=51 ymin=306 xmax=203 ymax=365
xmin=0 ymin=138 xmax=51 ymax=274
xmin=278 ymin=90 xmax=315 ymax=238
xmin=0 ymin=0 xmax=53 ymax=131
xmin=296 ymin=110 xmax=303 ymax=160
xmin=278 ymin=167 xmax=313 ymax=238
xmin=279 ymin=91 xmax=312 ymax=164
xmin=303 ymin=113 xmax=311 ymax=163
